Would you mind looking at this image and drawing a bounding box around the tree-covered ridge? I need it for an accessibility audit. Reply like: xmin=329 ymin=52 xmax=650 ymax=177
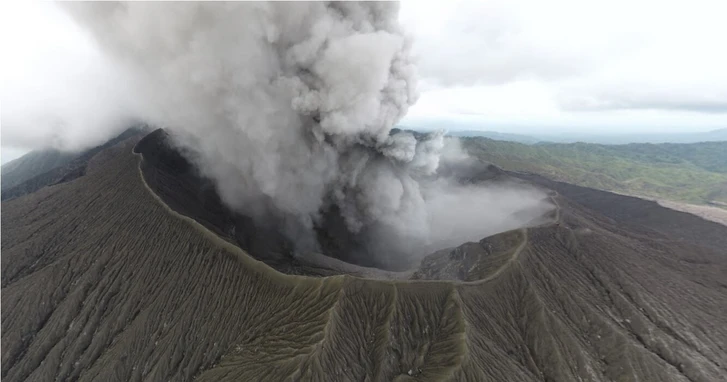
xmin=462 ymin=138 xmax=727 ymax=205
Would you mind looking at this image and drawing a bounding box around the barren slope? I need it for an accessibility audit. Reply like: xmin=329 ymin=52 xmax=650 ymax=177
xmin=2 ymin=134 xmax=726 ymax=381
xmin=1 ymin=127 xmax=145 ymax=202
xmin=1 ymin=149 xmax=76 ymax=191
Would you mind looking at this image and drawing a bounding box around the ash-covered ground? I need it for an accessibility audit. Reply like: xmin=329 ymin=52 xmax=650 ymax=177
xmin=3 ymin=132 xmax=726 ymax=381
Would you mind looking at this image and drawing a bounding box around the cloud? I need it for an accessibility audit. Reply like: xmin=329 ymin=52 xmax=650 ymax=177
xmin=0 ymin=1 xmax=141 ymax=152
xmin=557 ymin=47 xmax=727 ymax=114
xmin=59 ymin=2 xmax=551 ymax=267
xmin=3 ymin=0 xmax=727 ymax=158
xmin=400 ymin=0 xmax=638 ymax=87
xmin=559 ymin=91 xmax=727 ymax=114
xmin=400 ymin=0 xmax=727 ymax=128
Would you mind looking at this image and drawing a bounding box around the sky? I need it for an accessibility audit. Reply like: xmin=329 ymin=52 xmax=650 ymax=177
xmin=2 ymin=0 xmax=727 ymax=164
xmin=399 ymin=0 xmax=727 ymax=133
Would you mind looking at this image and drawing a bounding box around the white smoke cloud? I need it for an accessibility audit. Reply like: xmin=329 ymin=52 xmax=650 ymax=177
xmin=0 ymin=1 xmax=141 ymax=153
xmin=424 ymin=180 xmax=550 ymax=249
xmin=62 ymin=2 xmax=550 ymax=265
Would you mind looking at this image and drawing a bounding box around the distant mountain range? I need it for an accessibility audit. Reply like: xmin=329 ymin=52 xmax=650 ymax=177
xmin=531 ymin=128 xmax=727 ymax=145
xmin=446 ymin=130 xmax=542 ymax=144
xmin=1 ymin=128 xmax=146 ymax=201
xmin=1 ymin=149 xmax=76 ymax=191
xmin=402 ymin=124 xmax=727 ymax=145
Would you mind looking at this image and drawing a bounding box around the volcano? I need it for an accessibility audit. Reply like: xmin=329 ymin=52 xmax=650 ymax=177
xmin=2 ymin=129 xmax=726 ymax=381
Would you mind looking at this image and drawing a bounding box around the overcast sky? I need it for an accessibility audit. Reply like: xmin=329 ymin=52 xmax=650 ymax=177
xmin=399 ymin=0 xmax=727 ymax=133
xmin=2 ymin=0 xmax=727 ymax=163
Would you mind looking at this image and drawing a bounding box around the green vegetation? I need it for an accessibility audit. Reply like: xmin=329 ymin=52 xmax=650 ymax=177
xmin=462 ymin=138 xmax=727 ymax=205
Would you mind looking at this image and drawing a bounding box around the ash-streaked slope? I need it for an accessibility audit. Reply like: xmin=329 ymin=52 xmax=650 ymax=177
xmin=1 ymin=149 xmax=76 ymax=192
xmin=2 ymin=134 xmax=726 ymax=381
xmin=1 ymin=127 xmax=146 ymax=202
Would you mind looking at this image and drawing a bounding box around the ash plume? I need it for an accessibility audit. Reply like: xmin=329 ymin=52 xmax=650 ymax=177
xmin=63 ymin=2 xmax=550 ymax=266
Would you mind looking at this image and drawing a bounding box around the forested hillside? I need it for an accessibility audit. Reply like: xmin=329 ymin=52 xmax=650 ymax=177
xmin=463 ymin=138 xmax=727 ymax=205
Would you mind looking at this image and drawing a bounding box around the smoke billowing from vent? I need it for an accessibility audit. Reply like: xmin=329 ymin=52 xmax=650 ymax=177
xmin=64 ymin=2 xmax=550 ymax=267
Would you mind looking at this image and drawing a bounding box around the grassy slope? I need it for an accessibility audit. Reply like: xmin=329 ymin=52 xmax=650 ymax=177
xmin=462 ymin=138 xmax=727 ymax=205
